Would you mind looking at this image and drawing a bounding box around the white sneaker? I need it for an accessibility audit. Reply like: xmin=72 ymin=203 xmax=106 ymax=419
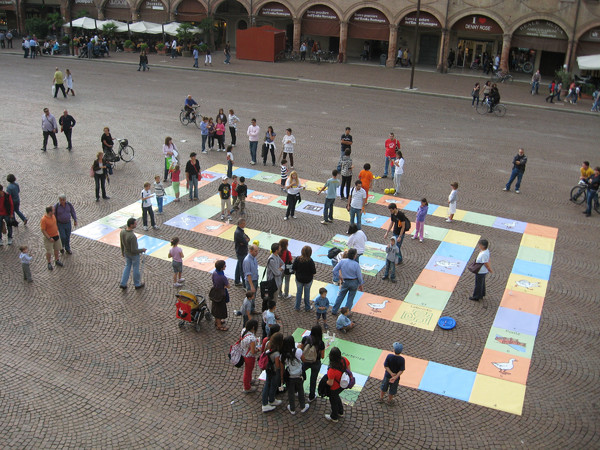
xmin=153 ymin=225 xmax=160 ymax=230
xmin=300 ymin=404 xmax=310 ymax=413
xmin=143 ymin=226 xmax=149 ymax=231
xmin=320 ymin=220 xmax=328 ymax=224
xmin=7 ymin=238 xmax=13 ymax=245
xmin=283 ymin=216 xmax=288 ymax=221
xmin=445 ymin=219 xmax=452 ymax=223
xmin=262 ymin=405 xmax=276 ymax=413
xmin=324 ymin=414 xmax=338 ymax=423
xmin=502 ymin=188 xmax=509 ymax=191
xmin=269 ymin=399 xmax=282 ymax=406
xmin=292 ymin=216 xmax=297 ymax=219
xmin=250 ymin=161 xmax=256 ymax=165
xmin=287 ymin=405 xmax=296 ymax=415
xmin=179 ymin=277 xmax=185 ymax=282
xmin=515 ymin=190 xmax=520 ymax=194
xmin=174 ymin=282 xmax=182 ymax=287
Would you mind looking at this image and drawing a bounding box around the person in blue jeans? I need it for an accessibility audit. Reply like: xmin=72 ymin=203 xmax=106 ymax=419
xmin=347 ymin=180 xmax=367 ymax=231
xmin=503 ymin=148 xmax=527 ymax=194
xmin=200 ymin=117 xmax=209 ymax=153
xmin=583 ymin=167 xmax=600 ymax=217
xmin=317 ymin=169 xmax=340 ymax=224
xmin=261 ymin=332 xmax=283 ymax=413
xmin=292 ymin=246 xmax=316 ymax=311
xmin=119 ymin=218 xmax=146 ymax=289
xmin=185 ymin=152 xmax=201 ymax=201
xmin=331 ymin=249 xmax=364 ymax=315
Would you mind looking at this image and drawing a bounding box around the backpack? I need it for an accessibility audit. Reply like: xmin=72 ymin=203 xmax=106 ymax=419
xmin=302 ymin=337 xmax=318 ymax=364
xmin=318 ymin=374 xmax=330 ymax=397
xmin=340 ymin=368 xmax=355 ymax=389
xmin=327 ymin=247 xmax=341 ymax=260
xmin=258 ymin=350 xmax=273 ymax=371
xmin=228 ymin=336 xmax=245 ymax=368
xmin=286 ymin=353 xmax=303 ymax=378
xmin=404 ymin=216 xmax=411 ymax=232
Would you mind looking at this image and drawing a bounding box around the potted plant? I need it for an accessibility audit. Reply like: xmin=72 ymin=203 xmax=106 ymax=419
xmin=156 ymin=42 xmax=166 ymax=54
xmin=176 ymin=23 xmax=194 ymax=57
xmin=60 ymin=35 xmax=70 ymax=55
xmin=124 ymin=39 xmax=134 ymax=52
xmin=102 ymin=22 xmax=118 ymax=52
xmin=140 ymin=43 xmax=148 ymax=53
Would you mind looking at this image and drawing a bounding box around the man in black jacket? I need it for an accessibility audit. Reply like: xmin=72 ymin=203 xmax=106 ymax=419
xmin=58 ymin=110 xmax=76 ymax=150
xmin=503 ymin=148 xmax=527 ymax=194
xmin=234 ymin=218 xmax=249 ymax=286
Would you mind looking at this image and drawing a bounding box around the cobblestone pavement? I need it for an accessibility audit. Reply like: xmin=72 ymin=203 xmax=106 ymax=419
xmin=0 ymin=51 xmax=598 ymax=449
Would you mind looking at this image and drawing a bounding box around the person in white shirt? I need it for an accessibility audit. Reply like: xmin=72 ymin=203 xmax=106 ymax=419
xmin=141 ymin=182 xmax=159 ymax=231
xmin=347 ymin=180 xmax=367 ymax=231
xmin=171 ymin=39 xmax=177 ymax=59
xmin=228 ymin=109 xmax=239 ymax=146
xmin=246 ymin=118 xmax=260 ymax=165
xmin=283 ymin=171 xmax=304 ymax=220
xmin=347 ymin=224 xmax=367 ymax=262
xmin=470 ymin=239 xmax=492 ymax=301
xmin=41 ymin=107 xmax=58 ymax=151
xmin=281 ymin=128 xmax=296 ymax=168
xmin=393 ymin=150 xmax=405 ymax=195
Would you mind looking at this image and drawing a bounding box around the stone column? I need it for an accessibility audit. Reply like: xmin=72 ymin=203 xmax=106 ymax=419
xmin=437 ymin=28 xmax=449 ymax=72
xmin=500 ymin=33 xmax=511 ymax=72
xmin=565 ymin=39 xmax=577 ymax=71
xmin=98 ymin=9 xmax=105 ymax=20
xmin=293 ymin=18 xmax=301 ymax=52
xmin=339 ymin=20 xmax=347 ymax=63
xmin=386 ymin=24 xmax=398 ymax=67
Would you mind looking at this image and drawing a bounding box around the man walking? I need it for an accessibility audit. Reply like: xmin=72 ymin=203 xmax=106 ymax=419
xmin=531 ymin=70 xmax=541 ymax=95
xmin=58 ymin=109 xmax=76 ymax=150
xmin=6 ymin=30 xmax=12 ymax=48
xmin=243 ymin=244 xmax=259 ymax=292
xmin=0 ymin=185 xmax=14 ymax=245
xmin=119 ymin=218 xmax=147 ymax=289
xmin=331 ymin=248 xmax=364 ymax=315
xmin=384 ymin=203 xmax=408 ymax=264
xmin=503 ymin=148 xmax=527 ymax=194
xmin=317 ymin=169 xmax=340 ymax=224
xmin=247 ymin=118 xmax=260 ymax=165
xmin=53 ymin=67 xmax=67 ymax=98
xmin=54 ymin=194 xmax=77 ymax=255
xmin=234 ymin=218 xmax=250 ymax=286
xmin=347 ymin=180 xmax=367 ymax=231
xmin=40 ymin=206 xmax=64 ymax=270
xmin=383 ymin=132 xmax=400 ymax=178
xmin=171 ymin=38 xmax=177 ymax=59
xmin=41 ymin=108 xmax=58 ymax=151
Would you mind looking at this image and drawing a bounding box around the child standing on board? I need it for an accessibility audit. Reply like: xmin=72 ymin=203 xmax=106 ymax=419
xmin=154 ymin=175 xmax=166 ymax=215
xmin=218 ymin=176 xmax=232 ymax=221
xmin=358 ymin=163 xmax=374 ymax=204
xmin=141 ymin=182 xmax=158 ymax=231
xmin=19 ymin=245 xmax=33 ymax=282
xmin=412 ymin=198 xmax=429 ymax=242
xmin=446 ymin=182 xmax=458 ymax=223
xmin=382 ymin=236 xmax=398 ymax=282
xmin=280 ymin=159 xmax=288 ymax=191
xmin=170 ymin=164 xmax=181 ymax=202
xmin=230 ymin=176 xmax=247 ymax=216
xmin=168 ymin=237 xmax=185 ymax=287
xmin=226 ymin=145 xmax=234 ymax=179
xmin=315 ymin=287 xmax=330 ymax=330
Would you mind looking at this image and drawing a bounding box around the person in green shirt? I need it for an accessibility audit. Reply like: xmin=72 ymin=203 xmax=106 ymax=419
xmin=53 ymin=67 xmax=66 ymax=98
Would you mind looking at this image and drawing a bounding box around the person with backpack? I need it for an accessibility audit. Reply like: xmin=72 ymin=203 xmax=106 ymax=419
xmin=260 ymin=331 xmax=283 ymax=412
xmin=384 ymin=203 xmax=410 ymax=264
xmin=325 ymin=346 xmax=351 ymax=422
xmin=240 ymin=319 xmax=260 ymax=393
xmin=302 ymin=325 xmax=326 ymax=402
xmin=280 ymin=335 xmax=309 ymax=415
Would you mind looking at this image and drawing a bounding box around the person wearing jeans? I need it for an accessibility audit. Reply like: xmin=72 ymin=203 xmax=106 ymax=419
xmin=119 ymin=218 xmax=146 ymax=289
xmin=347 ymin=180 xmax=367 ymax=231
xmin=200 ymin=117 xmax=209 ymax=154
xmin=503 ymin=148 xmax=527 ymax=193
xmin=54 ymin=194 xmax=77 ymax=254
xmin=331 ymin=249 xmax=363 ymax=315
xmin=583 ymin=167 xmax=600 ymax=217
xmin=318 ymin=169 xmax=340 ymax=224
xmin=292 ymin=246 xmax=316 ymax=311
xmin=185 ymin=152 xmax=201 ymax=200
xmin=247 ymin=118 xmax=260 ymax=165
xmin=383 ymin=133 xmax=400 ymax=178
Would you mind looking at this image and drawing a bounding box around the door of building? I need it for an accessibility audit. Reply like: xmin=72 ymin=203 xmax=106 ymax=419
xmin=419 ymin=34 xmax=439 ymax=65
xmin=539 ymin=51 xmax=564 ymax=76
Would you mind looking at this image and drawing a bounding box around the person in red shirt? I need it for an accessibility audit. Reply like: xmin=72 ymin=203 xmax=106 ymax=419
xmin=0 ymin=184 xmax=15 ymax=245
xmin=383 ymin=132 xmax=400 ymax=178
xmin=325 ymin=346 xmax=350 ymax=422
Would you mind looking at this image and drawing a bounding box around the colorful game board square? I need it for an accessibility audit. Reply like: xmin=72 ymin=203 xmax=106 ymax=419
xmin=363 ymin=241 xmax=387 ymax=260
xmin=332 ymin=206 xmax=350 ymax=220
xmin=287 ymin=239 xmax=320 ymax=256
xmin=462 ymin=211 xmax=497 ymax=227
xmin=375 ymin=195 xmax=409 ymax=208
xmin=469 ymin=374 xmax=526 ymax=415
xmin=137 ymin=235 xmax=169 ymax=255
xmin=477 ymin=348 xmax=531 ymax=385
xmin=246 ymin=191 xmax=278 ymax=205
xmin=220 ymin=226 xmax=261 ymax=242
xmin=426 ymin=204 xmax=439 ymax=215
xmin=184 ymin=249 xmax=223 ymax=271
xmin=523 ymin=223 xmax=558 ymax=239
xmin=485 ymin=326 xmax=535 ymax=358
xmin=506 ymin=273 xmax=548 ymax=297
xmin=380 ymin=218 xmax=391 ymax=230
xmin=443 ymin=229 xmax=481 ymax=248
xmin=419 ymin=362 xmax=476 ymax=402
xmin=151 ymin=243 xmax=197 ymax=261
xmin=410 ymin=224 xmax=448 ymax=242
xmin=252 ymin=171 xmax=280 ymax=183
xmin=326 ymin=340 xmax=381 ymax=377
xmin=367 ymin=192 xmax=382 ymax=203
xmin=402 ymin=284 xmax=452 ymax=310
xmin=207 ymin=164 xmax=227 ymax=173
xmin=232 ymin=167 xmax=261 ymax=179
xmin=268 ymin=196 xmax=289 ymax=209
xmin=415 ymin=269 xmax=459 ymax=292
xmin=254 ymin=231 xmax=287 ymax=251
xmin=425 ymin=254 xmax=467 ymax=277
xmin=97 ymin=228 xmax=122 ymax=247
xmin=164 ymin=184 xmax=188 ymax=197
xmin=353 ymin=293 xmax=401 ymax=320
xmin=201 ymin=170 xmax=225 ymax=181
xmin=192 ymin=219 xmax=233 ymax=237
xmin=97 ymin=211 xmax=132 ymax=228
xmin=164 ymin=213 xmax=206 ymax=230
xmin=327 ymin=234 xmax=349 ymax=249
xmin=296 ymin=201 xmax=325 ymax=216
xmin=185 ymin=204 xmax=221 ymax=219
xmin=357 ymin=255 xmax=385 ymax=276
xmin=499 ymin=290 xmax=545 ymax=316
xmin=519 ymin=233 xmax=556 ymax=252
xmin=403 ymin=200 xmax=421 ymax=212
xmin=118 ymin=203 xmax=143 ymax=217
xmin=313 ymin=246 xmax=336 ymax=266
xmin=492 ymin=217 xmax=528 ymax=233
xmin=393 ymin=303 xmax=441 ymax=331
xmin=199 ymin=194 xmax=222 ymax=208
xmin=325 ymin=284 xmax=363 ymax=310
xmin=511 ymin=259 xmax=552 ymax=281
xmin=434 ymin=241 xmax=475 ymax=261
xmin=303 ymin=180 xmax=322 ymax=192
xmin=74 ymin=221 xmax=117 ymax=240
xmin=361 ymin=213 xmax=388 ymax=229
xmin=516 ymin=246 xmax=554 ymax=266
xmin=370 ymin=353 xmax=429 ymax=390
xmin=432 ymin=205 xmax=448 ymax=218
xmin=493 ymin=307 xmax=541 ymax=337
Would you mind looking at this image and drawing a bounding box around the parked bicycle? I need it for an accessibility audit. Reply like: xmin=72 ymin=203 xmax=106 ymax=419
xmin=476 ymin=97 xmax=507 ymax=116
xmin=493 ymin=70 xmax=513 ymax=83
xmin=103 ymin=138 xmax=135 ymax=164
xmin=570 ymin=180 xmax=600 ymax=213
xmin=180 ymin=105 xmax=202 ymax=129
xmin=514 ymin=61 xmax=533 ymax=74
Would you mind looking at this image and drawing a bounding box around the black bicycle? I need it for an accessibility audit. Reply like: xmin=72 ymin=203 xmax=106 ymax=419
xmin=476 ymin=97 xmax=507 ymax=116
xmin=570 ymin=181 xmax=600 ymax=213
xmin=180 ymin=105 xmax=202 ymax=129
xmin=104 ymin=138 xmax=134 ymax=163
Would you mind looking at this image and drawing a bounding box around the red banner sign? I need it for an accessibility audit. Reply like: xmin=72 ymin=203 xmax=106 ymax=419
xmin=305 ymin=5 xmax=338 ymax=20
xmin=260 ymin=3 xmax=291 ymax=18
xmin=400 ymin=12 xmax=441 ymax=28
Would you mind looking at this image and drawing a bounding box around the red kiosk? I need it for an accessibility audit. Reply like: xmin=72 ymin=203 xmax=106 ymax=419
xmin=236 ymin=25 xmax=286 ymax=62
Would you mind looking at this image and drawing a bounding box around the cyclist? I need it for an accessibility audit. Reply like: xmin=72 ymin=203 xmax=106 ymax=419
xmin=184 ymin=95 xmax=198 ymax=121
xmin=488 ymin=84 xmax=500 ymax=112
xmin=580 ymin=161 xmax=594 ymax=181
xmin=583 ymin=166 xmax=600 ymax=217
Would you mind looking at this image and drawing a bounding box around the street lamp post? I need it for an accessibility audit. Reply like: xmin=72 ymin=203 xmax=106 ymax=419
xmin=408 ymin=0 xmax=421 ymax=89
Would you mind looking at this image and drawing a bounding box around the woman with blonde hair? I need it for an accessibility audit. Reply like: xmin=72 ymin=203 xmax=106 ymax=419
xmin=163 ymin=136 xmax=178 ymax=182
xmin=92 ymin=151 xmax=109 ymax=201
xmin=284 ymin=170 xmax=303 ymax=220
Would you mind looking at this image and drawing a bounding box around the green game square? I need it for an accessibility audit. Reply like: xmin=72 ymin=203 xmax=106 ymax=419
xmin=368 ymin=192 xmax=383 ymax=202
xmin=268 ymin=196 xmax=289 ymax=209
xmin=252 ymin=171 xmax=280 ymax=183
xmin=98 ymin=211 xmax=132 ymax=228
xmin=255 ymin=231 xmax=287 ymax=251
xmin=461 ymin=211 xmax=498 ymax=227
xmin=185 ymin=204 xmax=221 ymax=219
xmin=363 ymin=242 xmax=386 ymax=260
xmin=325 ymin=339 xmax=383 ymax=377
xmin=403 ymin=284 xmax=452 ymax=310
xmin=421 ymin=225 xmax=449 ymax=242
xmin=516 ymin=246 xmax=554 ymax=266
xmin=484 ymin=326 xmax=536 ymax=359
xmin=165 ymin=185 xmax=188 ymax=196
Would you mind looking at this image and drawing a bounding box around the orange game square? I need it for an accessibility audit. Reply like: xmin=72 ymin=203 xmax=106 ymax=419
xmin=183 ymin=249 xmax=223 ymax=272
xmin=370 ymin=353 xmax=429 ymax=389
xmin=375 ymin=196 xmax=410 ymax=208
xmin=353 ymin=293 xmax=402 ymax=321
xmin=414 ymin=269 xmax=459 ymax=292
xmin=500 ymin=290 xmax=545 ymax=316
xmin=523 ymin=223 xmax=558 ymax=239
xmin=192 ymin=219 xmax=233 ymax=237
xmin=98 ymin=229 xmax=122 ymax=247
xmin=477 ymin=348 xmax=531 ymax=385
xmin=246 ymin=191 xmax=279 ymax=205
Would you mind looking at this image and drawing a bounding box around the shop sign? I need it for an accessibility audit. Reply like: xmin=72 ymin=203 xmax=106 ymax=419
xmin=455 ymin=16 xmax=502 ymax=34
xmin=260 ymin=3 xmax=291 ymax=17
xmin=400 ymin=12 xmax=441 ymax=28
xmin=74 ymin=0 xmax=94 ymax=4
xmin=305 ymin=6 xmax=337 ymax=20
xmin=0 ymin=0 xmax=14 ymax=4
xmin=108 ymin=0 xmax=129 ymax=8
xmin=583 ymin=28 xmax=600 ymax=42
xmin=515 ymin=21 xmax=567 ymax=39
xmin=144 ymin=0 xmax=164 ymax=10
xmin=352 ymin=8 xmax=387 ymax=24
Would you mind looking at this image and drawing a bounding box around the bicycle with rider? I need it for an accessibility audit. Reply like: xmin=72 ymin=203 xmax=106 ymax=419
xmin=184 ymin=95 xmax=198 ymax=121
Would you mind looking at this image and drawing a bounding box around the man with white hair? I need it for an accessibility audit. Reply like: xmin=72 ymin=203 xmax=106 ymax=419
xmin=54 ymin=194 xmax=78 ymax=254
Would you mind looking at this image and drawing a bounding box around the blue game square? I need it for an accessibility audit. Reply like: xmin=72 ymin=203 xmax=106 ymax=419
xmin=73 ymin=221 xmax=117 ymax=240
xmin=492 ymin=217 xmax=528 ymax=234
xmin=512 ymin=259 xmax=552 ymax=281
xmin=419 ymin=362 xmax=477 ymax=402
xmin=164 ymin=213 xmax=206 ymax=230
xmin=493 ymin=307 xmax=541 ymax=336
xmin=288 ymin=239 xmax=321 ymax=256
xmin=313 ymin=246 xmax=336 ymax=266
xmin=232 ymin=167 xmax=261 ymax=179
xmin=434 ymin=241 xmax=475 ymax=262
xmin=426 ymin=204 xmax=439 ymax=215
xmin=138 ymin=235 xmax=169 ymax=255
xmin=357 ymin=255 xmax=385 ymax=276
xmin=403 ymin=200 xmax=421 ymax=212
xmin=425 ymin=254 xmax=467 ymax=276
xmin=208 ymin=257 xmax=238 ymax=280
xmin=323 ymin=283 xmax=363 ymax=311
xmin=361 ymin=213 xmax=388 ymax=229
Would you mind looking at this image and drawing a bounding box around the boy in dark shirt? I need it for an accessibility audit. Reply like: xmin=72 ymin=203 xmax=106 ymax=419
xmin=230 ymin=176 xmax=247 ymax=216
xmin=379 ymin=342 xmax=405 ymax=404
xmin=218 ymin=176 xmax=232 ymax=221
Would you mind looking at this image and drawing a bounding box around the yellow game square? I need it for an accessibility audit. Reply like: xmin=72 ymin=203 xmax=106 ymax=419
xmin=207 ymin=164 xmax=228 ymax=173
xmin=432 ymin=207 xmax=466 ymax=220
xmin=200 ymin=194 xmax=223 ymax=208
xmin=469 ymin=374 xmax=526 ymax=416
xmin=332 ymin=206 xmax=350 ymax=221
xmin=303 ymin=180 xmax=322 ymax=192
xmin=520 ymin=234 xmax=556 ymax=252
xmin=506 ymin=273 xmax=548 ymax=297
xmin=392 ymin=303 xmax=441 ymax=331
xmin=151 ymin=244 xmax=198 ymax=261
xmin=118 ymin=202 xmax=143 ymax=217
xmin=443 ymin=229 xmax=481 ymax=248
xmin=219 ymin=226 xmax=262 ymax=242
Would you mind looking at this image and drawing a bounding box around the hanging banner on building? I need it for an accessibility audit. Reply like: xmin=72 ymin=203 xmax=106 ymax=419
xmin=514 ymin=21 xmax=567 ymax=39
xmin=107 ymin=0 xmax=129 ymax=8
xmin=454 ymin=16 xmax=502 ymax=34
xmin=352 ymin=8 xmax=388 ymax=24
xmin=305 ymin=5 xmax=338 ymax=20
xmin=400 ymin=12 xmax=441 ymax=28
xmin=260 ymin=3 xmax=291 ymax=17
xmin=144 ymin=0 xmax=164 ymax=10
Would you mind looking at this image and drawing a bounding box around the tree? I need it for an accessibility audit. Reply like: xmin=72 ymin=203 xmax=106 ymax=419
xmin=25 ymin=17 xmax=49 ymax=38
xmin=102 ymin=22 xmax=118 ymax=41
xmin=47 ymin=12 xmax=63 ymax=36
xmin=176 ymin=22 xmax=194 ymax=45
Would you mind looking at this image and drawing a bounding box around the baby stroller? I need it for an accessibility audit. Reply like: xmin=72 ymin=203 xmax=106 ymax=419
xmin=175 ymin=290 xmax=212 ymax=331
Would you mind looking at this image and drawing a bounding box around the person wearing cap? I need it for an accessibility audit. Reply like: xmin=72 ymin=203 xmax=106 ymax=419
xmin=379 ymin=342 xmax=405 ymax=404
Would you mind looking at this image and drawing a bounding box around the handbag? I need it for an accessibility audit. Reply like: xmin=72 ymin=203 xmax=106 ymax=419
xmin=89 ymin=166 xmax=95 ymax=178
xmin=467 ymin=261 xmax=483 ymax=274
xmin=259 ymin=265 xmax=278 ymax=299
xmin=208 ymin=286 xmax=225 ymax=303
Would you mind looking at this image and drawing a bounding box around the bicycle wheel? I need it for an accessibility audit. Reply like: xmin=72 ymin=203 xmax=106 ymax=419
xmin=180 ymin=110 xmax=190 ymax=126
xmin=503 ymin=75 xmax=513 ymax=83
xmin=594 ymin=197 xmax=600 ymax=214
xmin=476 ymin=102 xmax=490 ymax=115
xmin=570 ymin=186 xmax=586 ymax=204
xmin=494 ymin=104 xmax=507 ymax=117
xmin=120 ymin=145 xmax=135 ymax=162
xmin=194 ymin=113 xmax=202 ymax=129
xmin=523 ymin=62 xmax=533 ymax=74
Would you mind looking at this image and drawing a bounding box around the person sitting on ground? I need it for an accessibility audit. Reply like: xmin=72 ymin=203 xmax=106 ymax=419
xmin=336 ymin=307 xmax=355 ymax=333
